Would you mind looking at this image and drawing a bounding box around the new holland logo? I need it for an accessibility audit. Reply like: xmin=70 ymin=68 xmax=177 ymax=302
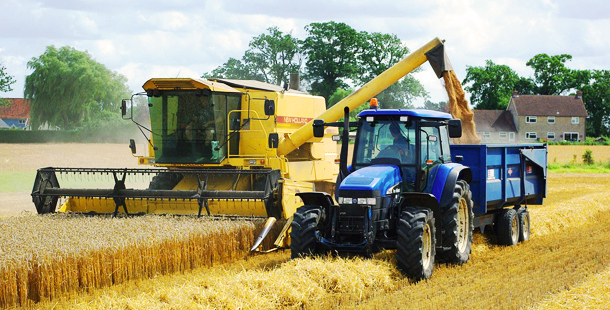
xmin=277 ymin=116 xmax=313 ymax=124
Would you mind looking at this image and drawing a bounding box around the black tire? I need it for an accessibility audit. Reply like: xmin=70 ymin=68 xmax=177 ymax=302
xmin=438 ymin=180 xmax=474 ymax=265
xmin=497 ymin=208 xmax=520 ymax=246
xmin=518 ymin=208 xmax=530 ymax=242
xmin=148 ymin=173 xmax=183 ymax=190
xmin=290 ymin=205 xmax=324 ymax=259
xmin=396 ymin=207 xmax=436 ymax=281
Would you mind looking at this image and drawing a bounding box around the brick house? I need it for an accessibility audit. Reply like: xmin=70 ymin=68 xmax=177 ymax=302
xmin=0 ymin=99 xmax=30 ymax=130
xmin=473 ymin=110 xmax=517 ymax=143
xmin=508 ymin=91 xmax=587 ymax=143
xmin=473 ymin=92 xmax=588 ymax=143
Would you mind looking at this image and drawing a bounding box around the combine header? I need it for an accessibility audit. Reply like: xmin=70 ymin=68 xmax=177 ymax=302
xmin=31 ymin=38 xmax=453 ymax=250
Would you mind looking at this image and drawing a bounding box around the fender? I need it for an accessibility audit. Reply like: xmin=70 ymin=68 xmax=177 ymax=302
xmin=296 ymin=192 xmax=335 ymax=209
xmin=436 ymin=164 xmax=472 ymax=210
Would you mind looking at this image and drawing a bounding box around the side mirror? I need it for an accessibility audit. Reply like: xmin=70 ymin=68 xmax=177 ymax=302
xmin=448 ymin=119 xmax=462 ymax=138
xmin=268 ymin=133 xmax=279 ymax=148
xmin=129 ymin=139 xmax=136 ymax=154
xmin=312 ymin=119 xmax=325 ymax=138
xmin=264 ymin=99 xmax=275 ymax=116
xmin=121 ymin=99 xmax=129 ymax=118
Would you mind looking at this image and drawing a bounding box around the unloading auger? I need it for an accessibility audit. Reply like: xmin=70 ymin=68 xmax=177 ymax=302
xmin=31 ymin=37 xmax=452 ymax=251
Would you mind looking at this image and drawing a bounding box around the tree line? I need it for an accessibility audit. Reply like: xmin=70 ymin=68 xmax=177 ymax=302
xmin=1 ymin=21 xmax=608 ymax=136
xmin=462 ymin=55 xmax=610 ymax=137
xmin=203 ymin=22 xmax=427 ymax=109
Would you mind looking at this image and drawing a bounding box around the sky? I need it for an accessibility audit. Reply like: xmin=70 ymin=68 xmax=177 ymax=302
xmin=1 ymin=0 xmax=610 ymax=106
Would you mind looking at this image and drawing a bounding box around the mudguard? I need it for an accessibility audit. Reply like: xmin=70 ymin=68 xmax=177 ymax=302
xmin=435 ymin=164 xmax=472 ymax=210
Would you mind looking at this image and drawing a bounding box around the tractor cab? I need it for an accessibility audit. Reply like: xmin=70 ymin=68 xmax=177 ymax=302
xmin=349 ymin=109 xmax=458 ymax=194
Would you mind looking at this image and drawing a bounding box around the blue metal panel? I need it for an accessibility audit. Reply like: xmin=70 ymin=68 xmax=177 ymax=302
xmin=339 ymin=165 xmax=401 ymax=194
xmin=451 ymin=143 xmax=547 ymax=216
xmin=430 ymin=163 xmax=460 ymax=203
xmin=358 ymin=109 xmax=452 ymax=119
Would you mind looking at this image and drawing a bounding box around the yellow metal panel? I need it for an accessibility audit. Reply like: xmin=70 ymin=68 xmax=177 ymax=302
xmin=277 ymin=37 xmax=444 ymax=156
xmin=142 ymin=78 xmax=240 ymax=93
xmin=281 ymin=180 xmax=314 ymax=217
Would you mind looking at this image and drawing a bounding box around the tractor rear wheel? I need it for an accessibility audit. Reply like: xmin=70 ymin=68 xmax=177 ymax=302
xmin=396 ymin=207 xmax=436 ymax=281
xmin=290 ymin=205 xmax=324 ymax=259
xmin=497 ymin=208 xmax=520 ymax=246
xmin=518 ymin=208 xmax=530 ymax=242
xmin=438 ymin=180 xmax=474 ymax=265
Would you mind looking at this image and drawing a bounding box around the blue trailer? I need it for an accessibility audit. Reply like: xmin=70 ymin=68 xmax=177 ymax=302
xmin=451 ymin=144 xmax=547 ymax=236
xmin=290 ymin=107 xmax=548 ymax=280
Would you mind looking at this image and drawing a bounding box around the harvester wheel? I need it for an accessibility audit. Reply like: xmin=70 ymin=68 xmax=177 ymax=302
xmin=290 ymin=205 xmax=324 ymax=259
xmin=438 ymin=180 xmax=474 ymax=265
xmin=497 ymin=208 xmax=520 ymax=246
xmin=396 ymin=207 xmax=436 ymax=281
xmin=518 ymin=208 xmax=530 ymax=242
xmin=148 ymin=173 xmax=183 ymax=190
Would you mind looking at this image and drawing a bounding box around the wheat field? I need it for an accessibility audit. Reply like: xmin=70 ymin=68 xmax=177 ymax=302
xmin=2 ymin=144 xmax=610 ymax=309
xmin=20 ymin=172 xmax=609 ymax=309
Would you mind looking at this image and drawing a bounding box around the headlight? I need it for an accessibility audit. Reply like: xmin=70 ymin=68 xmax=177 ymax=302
xmin=338 ymin=197 xmax=376 ymax=205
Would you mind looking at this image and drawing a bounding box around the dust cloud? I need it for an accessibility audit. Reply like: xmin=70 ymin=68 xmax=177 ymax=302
xmin=443 ymin=71 xmax=481 ymax=144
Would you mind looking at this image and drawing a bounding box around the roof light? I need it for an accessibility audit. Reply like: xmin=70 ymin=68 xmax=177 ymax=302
xmin=369 ymin=98 xmax=379 ymax=109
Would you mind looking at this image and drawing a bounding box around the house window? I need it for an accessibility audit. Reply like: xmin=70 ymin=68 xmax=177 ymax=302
xmin=18 ymin=119 xmax=26 ymax=124
xmin=526 ymin=132 xmax=537 ymax=140
xmin=564 ymin=132 xmax=579 ymax=142
xmin=482 ymin=132 xmax=491 ymax=139
xmin=547 ymin=116 xmax=555 ymax=124
xmin=526 ymin=116 xmax=537 ymax=123
xmin=571 ymin=117 xmax=579 ymax=124
xmin=499 ymin=132 xmax=507 ymax=139
xmin=547 ymin=132 xmax=555 ymax=139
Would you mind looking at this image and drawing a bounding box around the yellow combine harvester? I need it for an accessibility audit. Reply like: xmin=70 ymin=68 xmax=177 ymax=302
xmin=31 ymin=37 xmax=452 ymax=250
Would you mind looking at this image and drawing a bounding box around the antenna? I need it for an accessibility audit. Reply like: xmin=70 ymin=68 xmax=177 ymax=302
xmin=175 ymin=69 xmax=181 ymax=78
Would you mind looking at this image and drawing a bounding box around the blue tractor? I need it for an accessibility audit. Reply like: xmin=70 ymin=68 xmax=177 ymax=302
xmin=290 ymin=105 xmax=474 ymax=280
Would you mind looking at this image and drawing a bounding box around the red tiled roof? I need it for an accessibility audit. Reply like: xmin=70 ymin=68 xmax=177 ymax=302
xmin=511 ymin=95 xmax=587 ymax=117
xmin=0 ymin=99 xmax=31 ymax=119
xmin=473 ymin=110 xmax=516 ymax=132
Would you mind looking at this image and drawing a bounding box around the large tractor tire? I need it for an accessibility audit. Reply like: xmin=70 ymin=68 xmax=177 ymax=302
xmin=290 ymin=205 xmax=324 ymax=259
xmin=438 ymin=180 xmax=474 ymax=265
xmin=148 ymin=173 xmax=183 ymax=190
xmin=396 ymin=207 xmax=436 ymax=281
xmin=497 ymin=208 xmax=520 ymax=246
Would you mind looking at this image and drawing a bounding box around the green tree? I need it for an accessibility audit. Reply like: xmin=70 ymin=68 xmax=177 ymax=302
xmin=581 ymin=70 xmax=610 ymax=137
xmin=244 ymin=27 xmax=301 ymax=85
xmin=25 ymin=46 xmax=131 ymax=130
xmin=526 ymin=54 xmax=577 ymax=95
xmin=357 ymin=32 xmax=426 ymax=109
xmin=302 ymin=21 xmax=364 ymax=102
xmin=202 ymin=57 xmax=264 ymax=81
xmin=462 ymin=60 xmax=521 ymax=110
xmin=0 ymin=63 xmax=16 ymax=106
xmin=423 ymin=100 xmax=448 ymax=113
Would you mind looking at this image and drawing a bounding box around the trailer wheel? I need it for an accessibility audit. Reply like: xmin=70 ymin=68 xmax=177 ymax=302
xmin=396 ymin=207 xmax=436 ymax=281
xmin=518 ymin=208 xmax=530 ymax=242
xmin=497 ymin=208 xmax=520 ymax=246
xmin=438 ymin=180 xmax=474 ymax=265
xmin=290 ymin=205 xmax=324 ymax=259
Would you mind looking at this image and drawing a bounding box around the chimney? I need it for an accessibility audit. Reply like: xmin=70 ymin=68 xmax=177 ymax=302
xmin=575 ymin=90 xmax=582 ymax=99
xmin=289 ymin=72 xmax=300 ymax=91
xmin=512 ymin=90 xmax=519 ymax=98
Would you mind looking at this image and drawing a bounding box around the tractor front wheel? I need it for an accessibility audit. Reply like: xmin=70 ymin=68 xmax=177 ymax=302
xmin=290 ymin=205 xmax=324 ymax=259
xmin=396 ymin=207 xmax=436 ymax=281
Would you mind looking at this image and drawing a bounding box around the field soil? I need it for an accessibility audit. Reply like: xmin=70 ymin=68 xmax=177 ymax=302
xmin=0 ymin=143 xmax=141 ymax=216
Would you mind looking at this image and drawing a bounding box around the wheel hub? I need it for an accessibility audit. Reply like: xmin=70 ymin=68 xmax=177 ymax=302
xmin=422 ymin=223 xmax=432 ymax=268
xmin=457 ymin=197 xmax=469 ymax=252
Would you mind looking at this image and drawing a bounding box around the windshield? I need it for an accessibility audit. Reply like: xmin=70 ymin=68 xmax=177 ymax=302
xmin=149 ymin=91 xmax=240 ymax=164
xmin=353 ymin=119 xmax=416 ymax=166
